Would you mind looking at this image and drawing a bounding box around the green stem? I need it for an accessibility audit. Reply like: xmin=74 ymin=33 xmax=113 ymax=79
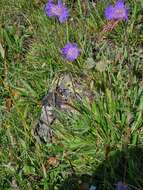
xmin=66 ymin=21 xmax=69 ymax=42
xmin=77 ymin=0 xmax=83 ymax=18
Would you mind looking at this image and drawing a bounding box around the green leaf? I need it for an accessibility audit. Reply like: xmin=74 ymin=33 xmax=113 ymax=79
xmin=23 ymin=165 xmax=35 ymax=175
xmin=0 ymin=42 xmax=5 ymax=59
xmin=96 ymin=60 xmax=110 ymax=72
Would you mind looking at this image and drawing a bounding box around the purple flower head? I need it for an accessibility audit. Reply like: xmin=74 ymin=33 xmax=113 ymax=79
xmin=61 ymin=43 xmax=81 ymax=62
xmin=45 ymin=0 xmax=69 ymax=23
xmin=115 ymin=181 xmax=128 ymax=190
xmin=105 ymin=0 xmax=128 ymax=20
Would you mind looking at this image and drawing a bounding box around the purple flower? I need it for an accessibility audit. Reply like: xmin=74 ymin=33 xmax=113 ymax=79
xmin=61 ymin=43 xmax=81 ymax=62
xmin=45 ymin=0 xmax=69 ymax=23
xmin=115 ymin=181 xmax=128 ymax=190
xmin=105 ymin=0 xmax=128 ymax=20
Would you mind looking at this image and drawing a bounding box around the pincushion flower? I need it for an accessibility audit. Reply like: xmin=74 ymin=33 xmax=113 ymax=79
xmin=45 ymin=0 xmax=69 ymax=23
xmin=105 ymin=0 xmax=128 ymax=20
xmin=115 ymin=181 xmax=128 ymax=190
xmin=61 ymin=43 xmax=81 ymax=62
